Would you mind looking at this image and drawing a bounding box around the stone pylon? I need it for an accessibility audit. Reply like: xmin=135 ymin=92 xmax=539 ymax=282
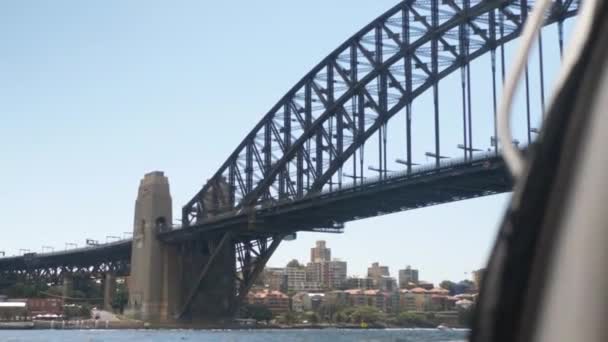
xmin=126 ymin=171 xmax=179 ymax=322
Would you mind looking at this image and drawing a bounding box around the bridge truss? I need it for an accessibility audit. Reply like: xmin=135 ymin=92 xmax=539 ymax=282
xmin=183 ymin=0 xmax=578 ymax=227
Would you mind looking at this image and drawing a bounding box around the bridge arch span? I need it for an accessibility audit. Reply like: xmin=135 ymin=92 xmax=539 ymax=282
xmin=184 ymin=0 xmax=578 ymax=225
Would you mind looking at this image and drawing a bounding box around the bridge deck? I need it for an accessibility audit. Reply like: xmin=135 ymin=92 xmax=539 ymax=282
xmin=160 ymin=152 xmax=512 ymax=243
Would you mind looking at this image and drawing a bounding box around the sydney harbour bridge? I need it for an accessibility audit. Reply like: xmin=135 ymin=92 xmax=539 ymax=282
xmin=0 ymin=0 xmax=579 ymax=322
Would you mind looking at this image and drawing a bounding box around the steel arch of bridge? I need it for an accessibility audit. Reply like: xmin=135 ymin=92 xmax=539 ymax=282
xmin=183 ymin=0 xmax=578 ymax=226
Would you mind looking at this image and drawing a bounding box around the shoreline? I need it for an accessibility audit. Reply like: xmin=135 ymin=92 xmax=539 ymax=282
xmin=0 ymin=320 xmax=466 ymax=331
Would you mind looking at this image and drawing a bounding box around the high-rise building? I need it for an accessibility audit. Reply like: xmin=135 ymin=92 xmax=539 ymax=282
xmin=368 ymin=262 xmax=390 ymax=288
xmin=398 ymin=266 xmax=419 ymax=288
xmin=286 ymin=266 xmax=307 ymax=292
xmin=263 ymin=267 xmax=287 ymax=292
xmin=310 ymin=240 xmax=331 ymax=262
xmin=306 ymin=259 xmax=347 ymax=289
xmin=378 ymin=276 xmax=398 ymax=292
xmin=346 ymin=277 xmax=375 ymax=289
xmin=327 ymin=259 xmax=347 ymax=289
xmin=305 ymin=241 xmax=346 ymax=289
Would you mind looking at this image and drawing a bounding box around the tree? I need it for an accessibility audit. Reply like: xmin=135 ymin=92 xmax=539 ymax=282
xmin=242 ymin=304 xmax=273 ymax=324
xmin=303 ymin=311 xmax=319 ymax=324
xmin=286 ymin=259 xmax=302 ymax=268
xmin=112 ymin=282 xmax=129 ymax=314
xmin=349 ymin=306 xmax=383 ymax=324
xmin=395 ymin=312 xmax=435 ymax=328
xmin=439 ymin=280 xmax=457 ymax=295
xmin=317 ymin=303 xmax=341 ymax=322
xmin=276 ymin=310 xmax=299 ymax=324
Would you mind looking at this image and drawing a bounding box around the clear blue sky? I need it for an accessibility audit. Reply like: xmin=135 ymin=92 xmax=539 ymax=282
xmin=0 ymin=1 xmax=573 ymax=283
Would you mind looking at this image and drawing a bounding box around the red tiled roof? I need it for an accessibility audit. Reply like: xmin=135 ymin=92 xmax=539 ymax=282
xmin=429 ymin=287 xmax=450 ymax=294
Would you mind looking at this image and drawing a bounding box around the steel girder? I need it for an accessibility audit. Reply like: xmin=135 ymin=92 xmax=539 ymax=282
xmin=177 ymin=233 xmax=283 ymax=319
xmin=183 ymin=0 xmax=579 ymax=226
xmin=0 ymin=259 xmax=129 ymax=286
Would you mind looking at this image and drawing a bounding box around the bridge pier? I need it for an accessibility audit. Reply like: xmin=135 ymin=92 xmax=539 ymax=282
xmin=177 ymin=235 xmax=236 ymax=321
xmin=61 ymin=275 xmax=72 ymax=299
xmin=102 ymin=273 xmax=116 ymax=312
xmin=125 ymin=171 xmax=176 ymax=322
xmin=125 ymin=172 xmax=241 ymax=323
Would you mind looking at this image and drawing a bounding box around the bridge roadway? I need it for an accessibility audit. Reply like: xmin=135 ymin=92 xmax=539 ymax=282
xmin=0 ymin=239 xmax=130 ymax=285
xmin=0 ymin=150 xmax=511 ymax=276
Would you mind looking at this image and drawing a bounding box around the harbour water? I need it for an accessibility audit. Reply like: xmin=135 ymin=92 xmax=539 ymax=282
xmin=0 ymin=328 xmax=468 ymax=341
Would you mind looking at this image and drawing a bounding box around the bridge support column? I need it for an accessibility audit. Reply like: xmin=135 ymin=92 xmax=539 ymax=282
xmin=61 ymin=275 xmax=72 ymax=299
xmin=126 ymin=171 xmax=176 ymax=322
xmin=177 ymin=234 xmax=236 ymax=321
xmin=103 ymin=274 xmax=116 ymax=312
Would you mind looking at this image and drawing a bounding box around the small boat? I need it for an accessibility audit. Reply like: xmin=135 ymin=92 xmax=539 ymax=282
xmin=437 ymin=324 xmax=451 ymax=330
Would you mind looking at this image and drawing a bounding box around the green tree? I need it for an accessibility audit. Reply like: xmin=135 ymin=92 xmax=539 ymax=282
xmin=112 ymin=282 xmax=129 ymax=314
xmin=276 ymin=310 xmax=299 ymax=324
xmin=349 ymin=306 xmax=383 ymax=324
xmin=286 ymin=259 xmax=302 ymax=268
xmin=317 ymin=303 xmax=340 ymax=322
xmin=242 ymin=304 xmax=273 ymax=324
xmin=439 ymin=280 xmax=457 ymax=295
xmin=395 ymin=312 xmax=435 ymax=328
xmin=303 ymin=311 xmax=319 ymax=324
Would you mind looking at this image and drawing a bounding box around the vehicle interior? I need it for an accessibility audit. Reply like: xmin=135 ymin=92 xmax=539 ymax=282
xmin=472 ymin=0 xmax=608 ymax=341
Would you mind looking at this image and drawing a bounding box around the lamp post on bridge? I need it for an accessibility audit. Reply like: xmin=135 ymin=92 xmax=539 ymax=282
xmin=65 ymin=242 xmax=77 ymax=250
xmin=0 ymin=251 xmax=5 ymax=257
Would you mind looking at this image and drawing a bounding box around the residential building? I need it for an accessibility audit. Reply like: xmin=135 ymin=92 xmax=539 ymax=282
xmin=344 ymin=289 xmax=366 ymax=306
xmin=367 ymin=262 xmax=390 ymax=288
xmin=263 ymin=267 xmax=287 ymax=292
xmin=385 ymin=291 xmax=401 ymax=313
xmin=306 ymin=259 xmax=347 ymax=289
xmin=326 ymin=260 xmax=347 ymax=289
xmin=325 ymin=290 xmax=350 ymax=307
xmin=428 ymin=287 xmax=451 ymax=311
xmin=399 ymin=290 xmax=417 ymax=311
xmin=285 ymin=266 xmax=305 ymax=290
xmin=346 ymin=277 xmax=375 ymax=289
xmin=364 ymin=289 xmax=386 ymax=311
xmin=398 ymin=266 xmax=419 ymax=288
xmin=246 ymin=290 xmax=289 ymax=315
xmin=417 ymin=281 xmax=434 ymax=290
xmin=0 ymin=302 xmax=27 ymax=321
xmin=377 ymin=276 xmax=398 ymax=292
xmin=291 ymin=292 xmax=325 ymax=312
xmin=310 ymin=240 xmax=331 ymax=262
xmin=306 ymin=262 xmax=322 ymax=284
xmin=409 ymin=287 xmax=432 ymax=311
